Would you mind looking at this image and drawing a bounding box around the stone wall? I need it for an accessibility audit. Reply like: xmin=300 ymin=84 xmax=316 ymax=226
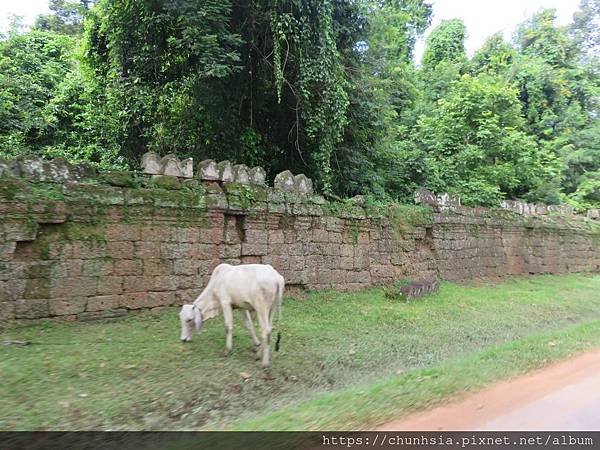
xmin=1 ymin=157 xmax=599 ymax=326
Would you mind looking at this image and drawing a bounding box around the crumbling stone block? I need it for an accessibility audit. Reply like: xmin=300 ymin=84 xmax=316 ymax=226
xmin=47 ymin=158 xmax=73 ymax=182
xmin=0 ymin=301 xmax=15 ymax=323
xmin=547 ymin=205 xmax=574 ymax=215
xmin=0 ymin=158 xmax=14 ymax=178
xmin=141 ymin=152 xmax=162 ymax=175
xmin=218 ymin=161 xmax=234 ymax=182
xmin=274 ymin=170 xmax=295 ymax=192
xmin=12 ymin=157 xmax=94 ymax=183
xmin=437 ymin=192 xmax=460 ymax=208
xmin=180 ymin=158 xmax=193 ymax=178
xmin=141 ymin=152 xmax=193 ymax=179
xmin=151 ymin=175 xmax=181 ymax=190
xmin=49 ymin=298 xmax=87 ymax=316
xmin=197 ymin=159 xmax=220 ymax=181
xmin=70 ymin=162 xmax=96 ymax=181
xmin=232 ymin=164 xmax=250 ymax=183
xmin=15 ymin=299 xmax=49 ymax=319
xmin=161 ymin=154 xmax=182 ymax=177
xmin=101 ymin=171 xmax=136 ymax=187
xmin=294 ymin=174 xmax=313 ymax=194
xmin=415 ymin=188 xmax=438 ymax=207
xmin=249 ymin=167 xmax=266 ymax=185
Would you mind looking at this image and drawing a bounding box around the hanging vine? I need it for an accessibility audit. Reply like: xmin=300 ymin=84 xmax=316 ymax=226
xmin=269 ymin=0 xmax=349 ymax=194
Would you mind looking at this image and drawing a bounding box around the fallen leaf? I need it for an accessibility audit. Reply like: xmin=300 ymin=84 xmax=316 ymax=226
xmin=240 ymin=372 xmax=251 ymax=380
xmin=548 ymin=341 xmax=556 ymax=347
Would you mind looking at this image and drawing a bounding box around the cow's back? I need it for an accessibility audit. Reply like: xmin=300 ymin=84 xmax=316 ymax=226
xmin=213 ymin=264 xmax=282 ymax=304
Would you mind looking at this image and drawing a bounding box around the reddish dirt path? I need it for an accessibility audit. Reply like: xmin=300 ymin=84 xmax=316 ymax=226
xmin=377 ymin=349 xmax=600 ymax=431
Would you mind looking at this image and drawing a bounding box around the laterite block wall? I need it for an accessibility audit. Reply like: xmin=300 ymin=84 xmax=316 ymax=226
xmin=1 ymin=169 xmax=599 ymax=326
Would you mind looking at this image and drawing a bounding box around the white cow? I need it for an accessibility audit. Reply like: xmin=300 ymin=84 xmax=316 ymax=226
xmin=179 ymin=263 xmax=285 ymax=368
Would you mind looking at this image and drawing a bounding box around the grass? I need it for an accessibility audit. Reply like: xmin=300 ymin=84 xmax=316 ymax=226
xmin=233 ymin=320 xmax=600 ymax=430
xmin=1 ymin=273 xmax=600 ymax=431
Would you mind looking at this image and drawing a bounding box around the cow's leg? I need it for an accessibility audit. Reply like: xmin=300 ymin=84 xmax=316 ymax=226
xmin=256 ymin=309 xmax=272 ymax=369
xmin=243 ymin=310 xmax=260 ymax=351
xmin=222 ymin=303 xmax=234 ymax=357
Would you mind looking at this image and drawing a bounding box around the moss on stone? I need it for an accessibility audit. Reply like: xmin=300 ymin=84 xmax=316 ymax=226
xmin=322 ymin=198 xmax=362 ymax=218
xmin=125 ymin=189 xmax=155 ymax=206
xmin=181 ymin=179 xmax=205 ymax=193
xmin=351 ymin=222 xmax=360 ymax=246
xmin=151 ymin=175 xmax=181 ymax=190
xmin=204 ymin=183 xmax=223 ymax=195
xmin=223 ymin=182 xmax=263 ymax=209
xmin=387 ymin=204 xmax=432 ymax=238
xmin=100 ymin=171 xmax=137 ymax=188
xmin=62 ymin=223 xmax=106 ymax=242
xmin=0 ymin=178 xmax=31 ymax=201
xmin=25 ymin=262 xmax=57 ymax=279
xmin=468 ymin=224 xmax=480 ymax=238
xmin=28 ymin=184 xmax=65 ymax=202
xmin=62 ymin=183 xmax=125 ymax=206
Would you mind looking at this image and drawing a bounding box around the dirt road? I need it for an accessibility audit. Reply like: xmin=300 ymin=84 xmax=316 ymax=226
xmin=377 ymin=350 xmax=600 ymax=431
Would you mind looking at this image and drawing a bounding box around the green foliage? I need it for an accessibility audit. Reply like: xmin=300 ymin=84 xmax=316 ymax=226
xmin=414 ymin=74 xmax=551 ymax=205
xmin=387 ymin=203 xmax=432 ymax=235
xmin=570 ymin=0 xmax=600 ymax=60
xmin=0 ymin=31 xmax=75 ymax=156
xmin=0 ymin=29 xmax=124 ymax=169
xmin=34 ymin=0 xmax=92 ymax=36
xmin=0 ymin=1 xmax=598 ymax=208
xmin=382 ymin=284 xmax=407 ymax=302
xmin=83 ymin=0 xmax=243 ymax=164
xmin=469 ymin=33 xmax=517 ymax=76
xmin=332 ymin=0 xmax=432 ymax=199
xmin=422 ymin=19 xmax=467 ymax=69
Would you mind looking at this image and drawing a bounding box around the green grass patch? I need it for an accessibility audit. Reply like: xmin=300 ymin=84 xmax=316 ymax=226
xmin=233 ymin=320 xmax=600 ymax=430
xmin=1 ymin=273 xmax=600 ymax=431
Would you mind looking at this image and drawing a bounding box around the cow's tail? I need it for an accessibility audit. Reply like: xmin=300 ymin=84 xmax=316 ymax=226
xmin=274 ymin=277 xmax=284 ymax=352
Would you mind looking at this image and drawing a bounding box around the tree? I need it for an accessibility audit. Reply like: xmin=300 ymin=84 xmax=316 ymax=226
xmin=85 ymin=0 xmax=360 ymax=192
xmin=0 ymin=29 xmax=122 ymax=167
xmin=34 ymin=1 xmax=93 ymax=36
xmin=332 ymin=0 xmax=432 ymax=198
xmin=469 ymin=33 xmax=516 ymax=76
xmin=83 ymin=0 xmax=243 ymax=163
xmin=417 ymin=19 xmax=467 ymax=111
xmin=511 ymin=8 xmax=600 ymax=207
xmin=0 ymin=31 xmax=76 ymax=156
xmin=570 ymin=0 xmax=600 ymax=60
xmin=422 ymin=19 xmax=467 ymax=68
xmin=415 ymin=74 xmax=551 ymax=205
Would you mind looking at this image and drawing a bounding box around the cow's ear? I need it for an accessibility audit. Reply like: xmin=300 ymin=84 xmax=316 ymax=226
xmin=193 ymin=307 xmax=203 ymax=331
